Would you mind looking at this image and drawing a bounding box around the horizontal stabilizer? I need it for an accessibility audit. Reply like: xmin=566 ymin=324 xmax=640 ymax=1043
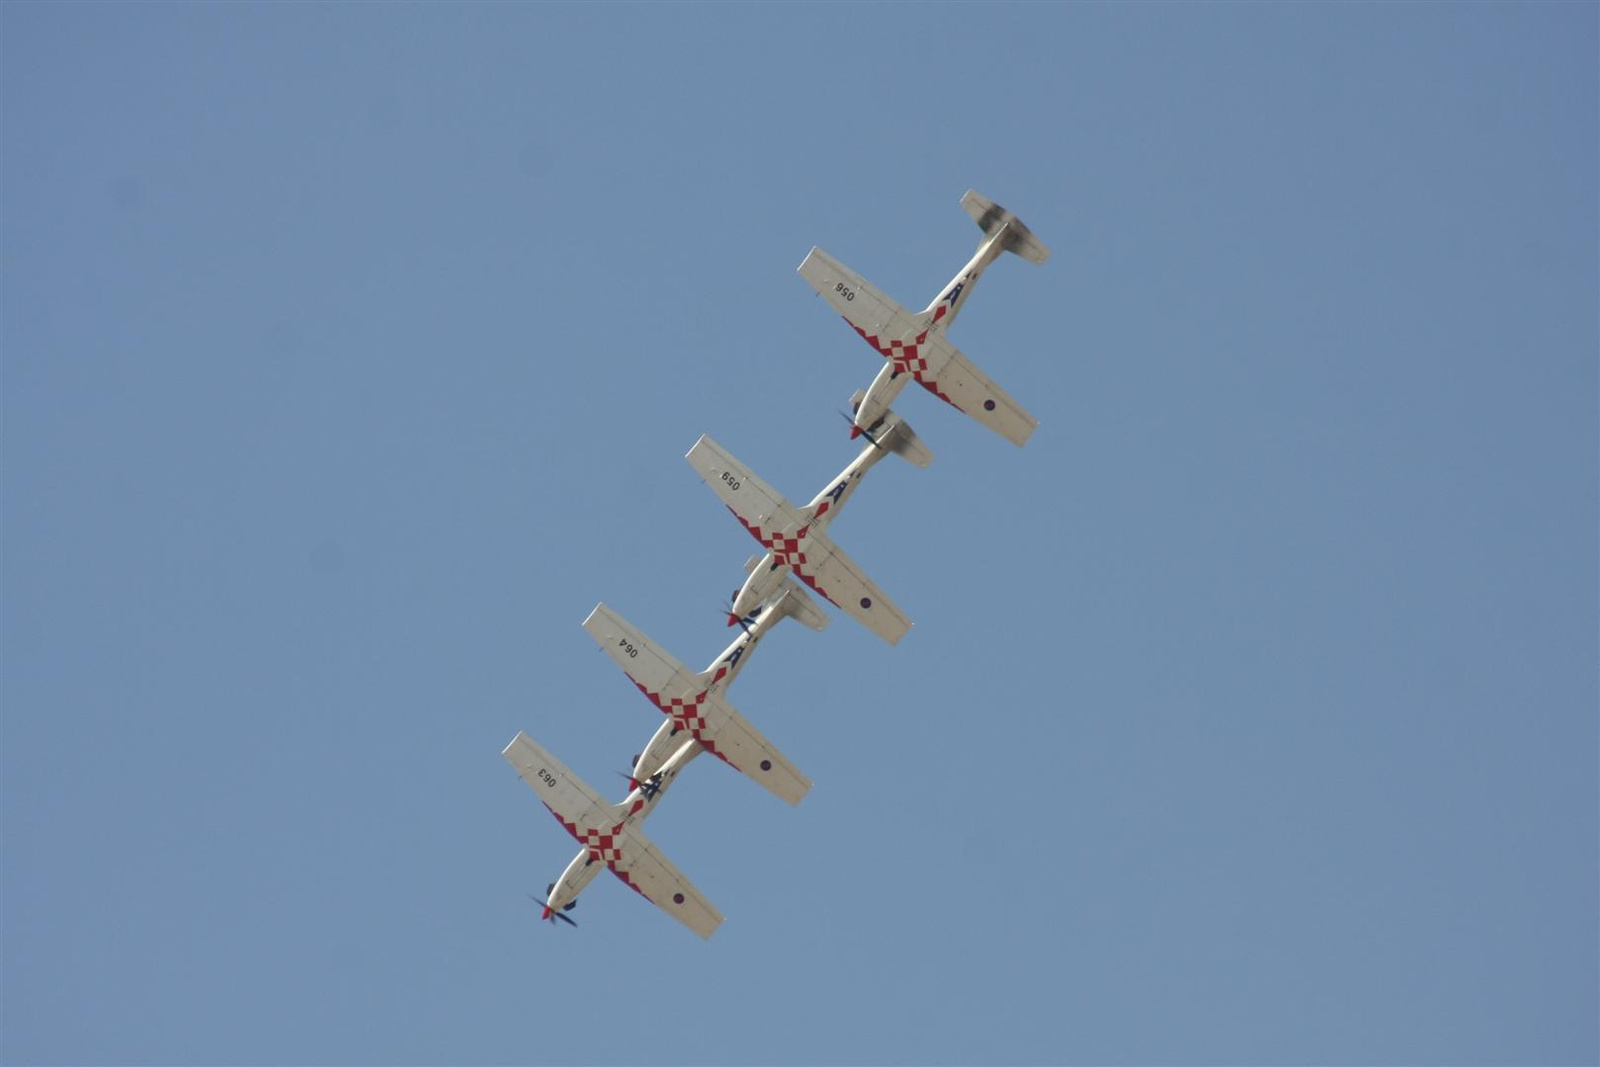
xmin=768 ymin=578 xmax=830 ymax=633
xmin=961 ymin=190 xmax=1050 ymax=265
xmin=739 ymin=558 xmax=828 ymax=632
xmin=848 ymin=391 xmax=935 ymax=470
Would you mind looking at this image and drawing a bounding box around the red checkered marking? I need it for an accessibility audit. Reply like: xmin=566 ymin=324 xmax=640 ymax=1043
xmin=767 ymin=529 xmax=809 ymax=570
xmin=842 ymin=316 xmax=963 ymax=411
xmin=543 ymin=806 xmax=651 ymax=900
xmin=726 ymin=508 xmax=841 ymax=609
xmin=632 ymin=680 xmax=743 ymax=773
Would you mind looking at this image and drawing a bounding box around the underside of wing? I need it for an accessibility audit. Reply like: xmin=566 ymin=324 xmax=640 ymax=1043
xmin=694 ymin=690 xmax=812 ymax=806
xmin=797 ymin=247 xmax=922 ymax=344
xmin=686 ymin=435 xmax=805 ymax=534
xmin=502 ymin=732 xmax=610 ymax=828
xmin=792 ymin=532 xmax=912 ymax=646
xmin=582 ymin=604 xmax=701 ymax=701
xmin=612 ymin=826 xmax=724 ymax=939
xmin=913 ymin=333 xmax=1039 ymax=447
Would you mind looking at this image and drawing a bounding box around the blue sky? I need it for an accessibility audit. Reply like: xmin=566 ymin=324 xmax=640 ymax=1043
xmin=3 ymin=3 xmax=1594 ymax=1065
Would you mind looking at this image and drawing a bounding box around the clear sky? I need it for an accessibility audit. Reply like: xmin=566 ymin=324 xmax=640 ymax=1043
xmin=3 ymin=3 xmax=1595 ymax=1065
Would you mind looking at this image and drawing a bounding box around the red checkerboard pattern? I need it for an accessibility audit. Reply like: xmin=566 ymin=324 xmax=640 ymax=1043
xmin=544 ymin=807 xmax=650 ymax=900
xmin=767 ymin=530 xmax=808 ymax=569
xmin=726 ymin=507 xmax=842 ymax=610
xmin=631 ymin=680 xmax=742 ymax=772
xmin=842 ymin=313 xmax=964 ymax=411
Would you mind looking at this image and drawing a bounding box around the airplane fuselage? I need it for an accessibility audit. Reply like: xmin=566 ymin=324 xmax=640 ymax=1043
xmin=852 ymin=227 xmax=1011 ymax=436
xmin=727 ymin=436 xmax=893 ymax=621
xmin=627 ymin=595 xmax=792 ymax=786
xmin=544 ymin=733 xmax=702 ymax=914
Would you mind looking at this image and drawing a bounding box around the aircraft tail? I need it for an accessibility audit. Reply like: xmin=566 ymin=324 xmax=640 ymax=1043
xmin=741 ymin=558 xmax=831 ymax=632
xmin=962 ymin=190 xmax=1050 ymax=265
xmin=847 ymin=392 xmax=935 ymax=470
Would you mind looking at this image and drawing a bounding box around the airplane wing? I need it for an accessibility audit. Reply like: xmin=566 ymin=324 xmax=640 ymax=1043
xmin=685 ymin=435 xmax=806 ymax=534
xmin=912 ymin=333 xmax=1039 ymax=447
xmin=582 ymin=603 xmax=812 ymax=806
xmin=690 ymin=688 xmax=811 ymax=805
xmin=614 ymin=826 xmax=725 ymax=939
xmin=788 ymin=529 xmax=912 ymax=646
xmin=797 ymin=246 xmax=925 ymax=341
xmin=502 ymin=731 xmax=610 ymax=828
xmin=799 ymin=247 xmax=1038 ymax=447
xmin=582 ymin=603 xmax=701 ymax=701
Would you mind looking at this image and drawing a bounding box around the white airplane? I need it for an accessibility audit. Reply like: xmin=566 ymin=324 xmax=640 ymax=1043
xmin=589 ymin=572 xmax=827 ymax=799
xmin=685 ymin=407 xmax=933 ymax=646
xmin=503 ymin=730 xmax=723 ymax=938
xmin=797 ymin=190 xmax=1049 ymax=447
xmin=504 ymin=581 xmax=823 ymax=940
xmin=582 ymin=591 xmax=817 ymax=808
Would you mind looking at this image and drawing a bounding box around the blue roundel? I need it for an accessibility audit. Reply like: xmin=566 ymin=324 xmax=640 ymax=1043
xmin=983 ymin=399 xmax=997 ymax=411
xmin=859 ymin=597 xmax=872 ymax=609
xmin=673 ymin=893 xmax=685 ymax=904
xmin=760 ymin=759 xmax=772 ymax=771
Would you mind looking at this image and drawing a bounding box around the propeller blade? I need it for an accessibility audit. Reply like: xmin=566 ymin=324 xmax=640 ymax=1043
xmin=838 ymin=409 xmax=882 ymax=447
xmin=528 ymin=893 xmax=578 ymax=927
xmin=722 ymin=600 xmax=754 ymax=635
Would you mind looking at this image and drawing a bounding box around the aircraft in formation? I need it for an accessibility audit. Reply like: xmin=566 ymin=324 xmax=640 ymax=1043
xmin=503 ymin=191 xmax=1049 ymax=937
xmin=798 ymin=190 xmax=1048 ymax=447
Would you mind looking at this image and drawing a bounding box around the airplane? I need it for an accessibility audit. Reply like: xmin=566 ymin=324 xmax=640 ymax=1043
xmin=582 ymin=590 xmax=817 ymax=808
xmin=503 ymin=730 xmax=723 ymax=939
xmin=796 ymin=190 xmax=1049 ymax=447
xmin=601 ymin=570 xmax=829 ymax=796
xmin=684 ymin=406 xmax=932 ymax=646
xmin=503 ymin=579 xmax=824 ymax=939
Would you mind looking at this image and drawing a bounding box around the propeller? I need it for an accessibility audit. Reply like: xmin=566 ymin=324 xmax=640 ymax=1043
xmin=838 ymin=409 xmax=883 ymax=447
xmin=528 ymin=892 xmax=577 ymax=927
xmin=615 ymin=768 xmax=664 ymax=798
xmin=722 ymin=598 xmax=756 ymax=634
